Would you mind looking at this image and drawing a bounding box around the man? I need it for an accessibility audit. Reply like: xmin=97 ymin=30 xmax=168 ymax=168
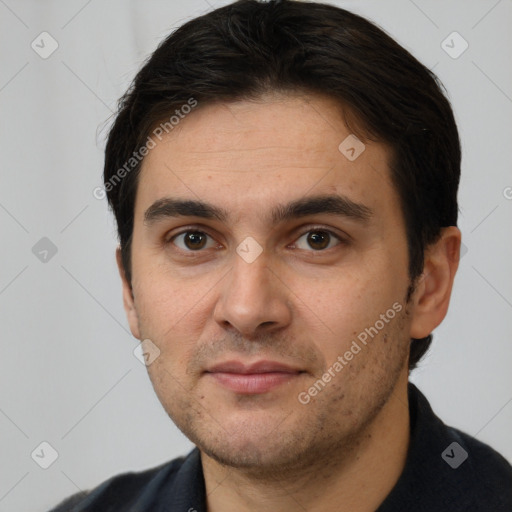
xmin=50 ymin=0 xmax=512 ymax=510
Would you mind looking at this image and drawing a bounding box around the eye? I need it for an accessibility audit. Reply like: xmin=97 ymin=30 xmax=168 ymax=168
xmin=170 ymin=230 xmax=218 ymax=251
xmin=167 ymin=227 xmax=345 ymax=254
xmin=293 ymin=229 xmax=343 ymax=251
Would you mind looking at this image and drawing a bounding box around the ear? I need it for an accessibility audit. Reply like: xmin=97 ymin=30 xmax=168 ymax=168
xmin=409 ymin=227 xmax=461 ymax=339
xmin=116 ymin=247 xmax=141 ymax=340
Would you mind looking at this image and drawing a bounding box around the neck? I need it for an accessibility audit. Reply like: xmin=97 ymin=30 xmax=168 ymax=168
xmin=201 ymin=373 xmax=410 ymax=512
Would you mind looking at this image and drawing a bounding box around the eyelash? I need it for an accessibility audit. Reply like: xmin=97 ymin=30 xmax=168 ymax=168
xmin=166 ymin=226 xmax=348 ymax=255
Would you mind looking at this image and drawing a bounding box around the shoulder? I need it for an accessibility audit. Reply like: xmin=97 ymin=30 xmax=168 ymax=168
xmin=447 ymin=426 xmax=512 ymax=506
xmin=48 ymin=453 xmax=188 ymax=512
xmin=397 ymin=384 xmax=512 ymax=511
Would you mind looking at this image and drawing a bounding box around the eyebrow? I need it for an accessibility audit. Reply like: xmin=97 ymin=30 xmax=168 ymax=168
xmin=143 ymin=194 xmax=373 ymax=226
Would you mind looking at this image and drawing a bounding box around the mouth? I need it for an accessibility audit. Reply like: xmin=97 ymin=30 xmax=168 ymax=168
xmin=204 ymin=360 xmax=305 ymax=394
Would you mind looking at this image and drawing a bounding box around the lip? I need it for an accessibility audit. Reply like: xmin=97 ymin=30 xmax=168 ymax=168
xmin=205 ymin=360 xmax=304 ymax=394
xmin=206 ymin=360 xmax=301 ymax=374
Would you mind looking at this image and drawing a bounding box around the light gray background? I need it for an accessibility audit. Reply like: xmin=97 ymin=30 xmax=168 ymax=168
xmin=1 ymin=1 xmax=511 ymax=510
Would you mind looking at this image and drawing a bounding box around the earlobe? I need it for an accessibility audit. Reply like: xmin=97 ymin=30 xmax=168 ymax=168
xmin=116 ymin=247 xmax=141 ymax=340
xmin=409 ymin=227 xmax=461 ymax=339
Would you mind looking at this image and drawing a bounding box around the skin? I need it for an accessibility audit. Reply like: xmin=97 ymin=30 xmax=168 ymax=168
xmin=117 ymin=92 xmax=461 ymax=511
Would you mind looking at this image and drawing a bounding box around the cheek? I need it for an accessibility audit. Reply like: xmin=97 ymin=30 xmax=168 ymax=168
xmin=132 ymin=253 xmax=210 ymax=326
xmin=132 ymin=274 xmax=205 ymax=367
xmin=303 ymin=270 xmax=405 ymax=356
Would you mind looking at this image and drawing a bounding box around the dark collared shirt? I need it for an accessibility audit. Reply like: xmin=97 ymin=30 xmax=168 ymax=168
xmin=50 ymin=384 xmax=512 ymax=511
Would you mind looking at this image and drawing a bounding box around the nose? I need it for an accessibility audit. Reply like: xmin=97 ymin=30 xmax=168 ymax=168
xmin=213 ymin=249 xmax=292 ymax=339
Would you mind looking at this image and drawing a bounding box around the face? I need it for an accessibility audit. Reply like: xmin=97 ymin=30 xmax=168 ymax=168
xmin=121 ymin=93 xmax=416 ymax=475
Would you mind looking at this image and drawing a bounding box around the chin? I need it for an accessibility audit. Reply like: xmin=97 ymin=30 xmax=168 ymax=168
xmin=200 ymin=435 xmax=307 ymax=473
xmin=188 ymin=412 xmax=323 ymax=476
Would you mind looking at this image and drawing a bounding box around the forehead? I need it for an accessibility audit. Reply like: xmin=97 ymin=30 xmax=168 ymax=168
xmin=135 ymin=93 xmax=397 ymax=225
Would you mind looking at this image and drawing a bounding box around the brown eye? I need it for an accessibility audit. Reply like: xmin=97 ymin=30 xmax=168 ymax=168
xmin=172 ymin=231 xmax=215 ymax=251
xmin=307 ymin=231 xmax=330 ymax=250
xmin=184 ymin=232 xmax=207 ymax=250
xmin=294 ymin=230 xmax=342 ymax=251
